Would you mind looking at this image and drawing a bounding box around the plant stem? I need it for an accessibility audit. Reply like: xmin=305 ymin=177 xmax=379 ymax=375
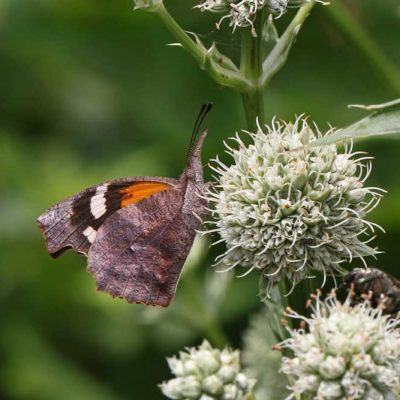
xmin=240 ymin=12 xmax=267 ymax=130
xmin=325 ymin=0 xmax=400 ymax=96
xmin=156 ymin=4 xmax=203 ymax=64
xmin=260 ymin=276 xmax=291 ymax=344
xmin=155 ymin=3 xmax=253 ymax=92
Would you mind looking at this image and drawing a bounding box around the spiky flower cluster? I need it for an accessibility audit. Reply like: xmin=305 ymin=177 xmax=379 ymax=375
xmin=159 ymin=340 xmax=256 ymax=400
xmin=206 ymin=117 xmax=383 ymax=292
xmin=196 ymin=0 xmax=312 ymax=33
xmin=280 ymin=293 xmax=400 ymax=399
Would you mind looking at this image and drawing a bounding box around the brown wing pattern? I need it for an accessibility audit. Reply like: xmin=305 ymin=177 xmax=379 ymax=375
xmin=37 ymin=177 xmax=177 ymax=258
xmin=87 ymin=188 xmax=195 ymax=307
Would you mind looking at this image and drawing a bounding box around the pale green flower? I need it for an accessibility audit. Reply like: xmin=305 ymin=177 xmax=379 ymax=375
xmin=159 ymin=340 xmax=256 ymax=400
xmin=196 ymin=0 xmax=322 ymax=33
xmin=280 ymin=293 xmax=400 ymax=399
xmin=206 ymin=117 xmax=384 ymax=292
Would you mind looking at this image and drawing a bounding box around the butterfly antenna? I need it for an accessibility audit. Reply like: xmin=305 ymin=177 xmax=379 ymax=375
xmin=187 ymin=103 xmax=213 ymax=162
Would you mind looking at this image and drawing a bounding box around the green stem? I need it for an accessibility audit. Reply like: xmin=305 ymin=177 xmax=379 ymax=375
xmin=277 ymin=279 xmax=290 ymax=311
xmin=260 ymin=276 xmax=291 ymax=345
xmin=240 ymin=12 xmax=267 ymax=130
xmin=155 ymin=3 xmax=253 ymax=92
xmin=156 ymin=3 xmax=204 ymax=64
xmin=325 ymin=0 xmax=400 ymax=96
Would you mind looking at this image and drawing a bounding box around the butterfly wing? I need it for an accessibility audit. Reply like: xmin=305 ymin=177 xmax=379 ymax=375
xmin=87 ymin=187 xmax=196 ymax=307
xmin=37 ymin=177 xmax=177 ymax=257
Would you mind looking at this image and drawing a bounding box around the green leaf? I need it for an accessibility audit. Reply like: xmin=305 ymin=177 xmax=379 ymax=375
xmin=349 ymin=98 xmax=400 ymax=113
xmin=310 ymin=98 xmax=400 ymax=146
xmin=242 ymin=308 xmax=290 ymax=400
xmin=262 ymin=15 xmax=279 ymax=55
xmin=260 ymin=1 xmax=316 ymax=88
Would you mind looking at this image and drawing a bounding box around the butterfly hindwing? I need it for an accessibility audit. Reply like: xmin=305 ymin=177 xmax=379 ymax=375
xmin=37 ymin=177 xmax=177 ymax=258
xmin=87 ymin=187 xmax=196 ymax=307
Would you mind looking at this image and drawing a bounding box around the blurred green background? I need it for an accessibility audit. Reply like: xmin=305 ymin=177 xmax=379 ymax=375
xmin=0 ymin=0 xmax=400 ymax=399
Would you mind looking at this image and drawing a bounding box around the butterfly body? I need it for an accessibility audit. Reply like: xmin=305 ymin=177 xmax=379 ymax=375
xmin=38 ymin=127 xmax=208 ymax=307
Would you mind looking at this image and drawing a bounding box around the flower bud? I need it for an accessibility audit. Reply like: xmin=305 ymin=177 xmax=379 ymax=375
xmin=316 ymin=381 xmax=343 ymax=398
xmin=202 ymin=374 xmax=224 ymax=395
xmin=160 ymin=340 xmax=255 ymax=400
xmin=222 ymin=383 xmax=238 ymax=400
xmin=160 ymin=377 xmax=201 ymax=399
xmin=318 ymin=356 xmax=346 ymax=380
xmin=218 ymin=365 xmax=237 ymax=383
xmin=133 ymin=0 xmax=162 ymax=12
xmin=167 ymin=357 xmax=185 ymax=376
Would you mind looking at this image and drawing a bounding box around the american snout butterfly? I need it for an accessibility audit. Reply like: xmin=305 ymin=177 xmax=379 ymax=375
xmin=37 ymin=103 xmax=212 ymax=307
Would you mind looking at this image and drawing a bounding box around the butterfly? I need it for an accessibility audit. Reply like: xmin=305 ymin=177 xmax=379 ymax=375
xmin=37 ymin=103 xmax=212 ymax=307
xmin=342 ymin=267 xmax=400 ymax=317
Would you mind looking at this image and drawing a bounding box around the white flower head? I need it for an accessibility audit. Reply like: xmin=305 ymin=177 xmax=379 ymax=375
xmin=159 ymin=340 xmax=256 ymax=400
xmin=280 ymin=292 xmax=400 ymax=399
xmin=196 ymin=0 xmax=231 ymax=13
xmin=206 ymin=117 xmax=384 ymax=292
xmin=196 ymin=0 xmax=323 ymax=33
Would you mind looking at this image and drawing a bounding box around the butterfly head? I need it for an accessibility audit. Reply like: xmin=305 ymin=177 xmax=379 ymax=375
xmin=182 ymin=103 xmax=212 ymax=184
xmin=184 ymin=128 xmax=208 ymax=183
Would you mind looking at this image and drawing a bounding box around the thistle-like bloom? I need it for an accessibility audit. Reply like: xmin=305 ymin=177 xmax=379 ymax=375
xmin=196 ymin=0 xmax=317 ymax=33
xmin=206 ymin=117 xmax=383 ymax=292
xmin=280 ymin=292 xmax=400 ymax=399
xmin=159 ymin=340 xmax=256 ymax=400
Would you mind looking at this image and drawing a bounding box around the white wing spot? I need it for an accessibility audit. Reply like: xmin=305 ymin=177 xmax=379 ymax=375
xmin=90 ymin=184 xmax=108 ymax=219
xmin=83 ymin=226 xmax=97 ymax=243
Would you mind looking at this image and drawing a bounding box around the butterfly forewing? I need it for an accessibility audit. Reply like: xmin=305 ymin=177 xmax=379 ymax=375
xmin=37 ymin=177 xmax=177 ymax=258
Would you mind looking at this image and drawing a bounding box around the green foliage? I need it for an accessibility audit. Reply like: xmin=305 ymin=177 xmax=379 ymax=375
xmin=0 ymin=0 xmax=399 ymax=399
xmin=242 ymin=308 xmax=289 ymax=400
xmin=311 ymin=98 xmax=400 ymax=146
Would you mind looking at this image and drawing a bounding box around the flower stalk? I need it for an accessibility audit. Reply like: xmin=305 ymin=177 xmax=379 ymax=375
xmin=155 ymin=2 xmax=254 ymax=93
xmin=260 ymin=277 xmax=291 ymax=344
xmin=137 ymin=1 xmax=319 ymax=131
xmin=240 ymin=11 xmax=267 ymax=130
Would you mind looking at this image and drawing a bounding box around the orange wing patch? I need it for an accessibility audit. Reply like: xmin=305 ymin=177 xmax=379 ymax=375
xmin=120 ymin=182 xmax=173 ymax=208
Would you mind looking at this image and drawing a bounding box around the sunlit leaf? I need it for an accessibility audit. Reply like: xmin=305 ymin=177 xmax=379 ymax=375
xmin=311 ymin=98 xmax=400 ymax=146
